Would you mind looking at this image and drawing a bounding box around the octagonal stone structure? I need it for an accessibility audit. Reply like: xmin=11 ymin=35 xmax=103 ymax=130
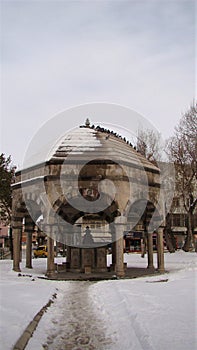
xmin=12 ymin=122 xmax=165 ymax=277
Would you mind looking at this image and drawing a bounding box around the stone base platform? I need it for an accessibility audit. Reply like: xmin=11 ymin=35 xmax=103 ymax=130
xmin=44 ymin=267 xmax=162 ymax=281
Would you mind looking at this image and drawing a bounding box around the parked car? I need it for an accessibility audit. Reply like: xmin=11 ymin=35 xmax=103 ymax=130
xmin=34 ymin=245 xmax=47 ymax=258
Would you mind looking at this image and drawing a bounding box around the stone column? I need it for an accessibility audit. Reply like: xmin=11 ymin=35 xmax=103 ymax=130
xmin=66 ymin=223 xmax=74 ymax=267
xmin=157 ymin=227 xmax=165 ymax=273
xmin=111 ymin=225 xmax=116 ymax=270
xmin=147 ymin=232 xmax=154 ymax=270
xmin=115 ymin=236 xmax=125 ymax=277
xmin=13 ymin=219 xmax=22 ymax=272
xmin=26 ymin=232 xmax=33 ymax=268
xmin=66 ymin=246 xmax=71 ymax=266
xmin=73 ymin=225 xmax=81 ymax=246
xmin=62 ymin=244 xmax=66 ymax=257
xmin=111 ymin=241 xmax=116 ymax=270
xmin=46 ymin=236 xmax=55 ymax=277
xmin=25 ymin=220 xmax=34 ymax=268
xmin=115 ymin=217 xmax=126 ymax=278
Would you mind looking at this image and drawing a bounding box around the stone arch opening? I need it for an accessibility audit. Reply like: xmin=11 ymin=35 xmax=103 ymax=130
xmin=125 ymin=199 xmax=164 ymax=270
xmin=54 ymin=194 xmax=119 ymax=226
xmin=51 ymin=193 xmax=119 ymax=247
xmin=12 ymin=199 xmax=44 ymax=271
xmin=127 ymin=199 xmax=162 ymax=232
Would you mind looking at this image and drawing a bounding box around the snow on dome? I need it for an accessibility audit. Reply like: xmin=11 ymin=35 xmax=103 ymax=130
xmin=46 ymin=125 xmax=159 ymax=173
xmin=47 ymin=127 xmax=102 ymax=161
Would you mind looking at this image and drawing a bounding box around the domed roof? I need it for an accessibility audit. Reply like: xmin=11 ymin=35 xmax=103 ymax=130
xmin=48 ymin=124 xmax=159 ymax=173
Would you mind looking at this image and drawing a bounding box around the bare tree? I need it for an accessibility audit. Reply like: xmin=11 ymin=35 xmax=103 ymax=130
xmin=167 ymin=102 xmax=197 ymax=251
xmin=137 ymin=129 xmax=177 ymax=252
xmin=137 ymin=129 xmax=162 ymax=164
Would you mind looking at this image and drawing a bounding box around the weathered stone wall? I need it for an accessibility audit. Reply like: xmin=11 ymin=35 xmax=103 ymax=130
xmin=12 ymin=158 xmax=163 ymax=228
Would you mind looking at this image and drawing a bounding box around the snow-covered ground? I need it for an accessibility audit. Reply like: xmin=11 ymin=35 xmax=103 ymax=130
xmin=0 ymin=251 xmax=196 ymax=350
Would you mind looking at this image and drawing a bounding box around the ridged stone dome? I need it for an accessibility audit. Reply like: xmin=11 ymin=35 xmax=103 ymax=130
xmin=47 ymin=124 xmax=159 ymax=174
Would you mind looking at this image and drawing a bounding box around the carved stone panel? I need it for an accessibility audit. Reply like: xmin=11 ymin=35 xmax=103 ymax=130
xmin=96 ymin=247 xmax=107 ymax=271
xmin=70 ymin=248 xmax=80 ymax=270
xmin=81 ymin=248 xmax=95 ymax=270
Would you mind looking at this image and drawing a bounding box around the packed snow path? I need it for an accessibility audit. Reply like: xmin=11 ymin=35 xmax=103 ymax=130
xmin=31 ymin=281 xmax=113 ymax=350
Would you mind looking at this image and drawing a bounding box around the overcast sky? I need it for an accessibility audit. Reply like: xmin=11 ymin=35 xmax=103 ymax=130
xmin=0 ymin=0 xmax=195 ymax=168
